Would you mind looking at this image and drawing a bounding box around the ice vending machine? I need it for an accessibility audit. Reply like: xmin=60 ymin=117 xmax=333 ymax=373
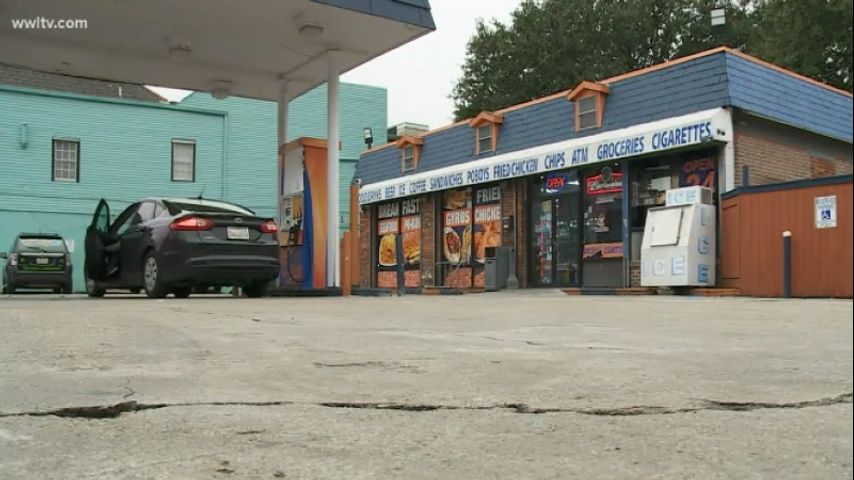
xmin=640 ymin=186 xmax=715 ymax=287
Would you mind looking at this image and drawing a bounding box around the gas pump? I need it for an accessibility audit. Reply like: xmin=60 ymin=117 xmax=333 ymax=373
xmin=278 ymin=138 xmax=331 ymax=289
xmin=279 ymin=193 xmax=304 ymax=283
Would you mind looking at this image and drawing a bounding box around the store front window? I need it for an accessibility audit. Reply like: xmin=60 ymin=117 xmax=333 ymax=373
xmin=530 ymin=170 xmax=581 ymax=287
xmin=376 ymin=201 xmax=400 ymax=288
xmin=630 ymin=160 xmax=672 ymax=261
xmin=375 ymin=199 xmax=421 ymax=288
xmin=629 ymin=153 xmax=717 ymax=262
xmin=439 ymin=186 xmax=502 ymax=288
xmin=401 ymin=198 xmax=421 ymax=287
xmin=472 ymin=185 xmax=502 ymax=287
xmin=582 ymin=163 xmax=623 ymax=287
xmin=440 ymin=188 xmax=473 ymax=287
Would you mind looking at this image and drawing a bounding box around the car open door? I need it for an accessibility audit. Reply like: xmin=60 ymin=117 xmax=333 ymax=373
xmin=84 ymin=199 xmax=111 ymax=280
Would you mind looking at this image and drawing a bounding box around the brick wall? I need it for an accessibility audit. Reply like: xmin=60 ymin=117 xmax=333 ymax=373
xmin=514 ymin=179 xmax=529 ymax=287
xmin=810 ymin=157 xmax=841 ymax=178
xmin=500 ymin=182 xmax=515 ymax=247
xmin=421 ymin=193 xmax=437 ymax=287
xmin=376 ymin=270 xmax=421 ymax=288
xmin=359 ymin=205 xmax=372 ymax=287
xmin=629 ymin=261 xmax=641 ymax=288
xmin=492 ymin=178 xmax=528 ymax=287
xmin=499 ymin=179 xmax=529 ymax=287
xmin=733 ymin=113 xmax=852 ymax=187
xmin=734 ymin=133 xmax=810 ymax=185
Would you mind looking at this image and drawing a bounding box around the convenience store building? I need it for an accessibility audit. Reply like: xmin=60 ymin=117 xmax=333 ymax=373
xmin=352 ymin=47 xmax=853 ymax=291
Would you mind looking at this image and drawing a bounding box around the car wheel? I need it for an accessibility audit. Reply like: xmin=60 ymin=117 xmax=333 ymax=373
xmin=84 ymin=266 xmax=106 ymax=297
xmin=85 ymin=277 xmax=106 ymax=298
xmin=142 ymin=252 xmax=169 ymax=299
xmin=53 ymin=287 xmax=61 ymax=294
xmin=173 ymin=287 xmax=192 ymax=299
xmin=62 ymin=283 xmax=73 ymax=295
xmin=243 ymin=281 xmax=269 ymax=298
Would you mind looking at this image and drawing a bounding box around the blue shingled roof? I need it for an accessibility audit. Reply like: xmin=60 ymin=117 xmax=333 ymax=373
xmin=356 ymin=50 xmax=852 ymax=186
xmin=726 ymin=54 xmax=852 ymax=142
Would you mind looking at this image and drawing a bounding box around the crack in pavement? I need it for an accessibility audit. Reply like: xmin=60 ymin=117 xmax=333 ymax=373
xmin=0 ymin=401 xmax=292 ymax=420
xmin=121 ymin=380 xmax=135 ymax=400
xmin=0 ymin=393 xmax=849 ymax=420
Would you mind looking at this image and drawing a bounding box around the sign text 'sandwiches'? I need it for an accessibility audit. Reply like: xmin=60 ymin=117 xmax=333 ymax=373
xmin=358 ymin=109 xmax=728 ymax=204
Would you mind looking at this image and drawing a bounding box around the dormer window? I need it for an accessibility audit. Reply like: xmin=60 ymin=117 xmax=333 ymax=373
xmin=402 ymin=146 xmax=416 ymax=172
xmin=567 ymin=81 xmax=610 ymax=132
xmin=477 ymin=124 xmax=492 ymax=153
xmin=577 ymin=96 xmax=598 ymax=130
xmin=395 ymin=135 xmax=423 ymax=174
xmin=469 ymin=111 xmax=504 ymax=155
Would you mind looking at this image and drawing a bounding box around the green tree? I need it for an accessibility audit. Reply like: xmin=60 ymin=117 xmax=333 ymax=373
xmin=749 ymin=0 xmax=853 ymax=91
xmin=451 ymin=0 xmax=850 ymax=120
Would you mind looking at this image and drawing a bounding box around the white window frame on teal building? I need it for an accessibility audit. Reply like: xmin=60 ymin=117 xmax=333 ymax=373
xmin=52 ymin=138 xmax=80 ymax=183
xmin=171 ymin=139 xmax=196 ymax=182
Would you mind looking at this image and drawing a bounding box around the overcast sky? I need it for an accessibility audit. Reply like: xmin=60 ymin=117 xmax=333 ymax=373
xmin=342 ymin=0 xmax=520 ymax=128
xmin=149 ymin=0 xmax=521 ymax=131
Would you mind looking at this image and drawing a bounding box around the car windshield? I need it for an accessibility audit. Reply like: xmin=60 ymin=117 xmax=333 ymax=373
xmin=18 ymin=238 xmax=66 ymax=253
xmin=165 ymin=201 xmax=253 ymax=216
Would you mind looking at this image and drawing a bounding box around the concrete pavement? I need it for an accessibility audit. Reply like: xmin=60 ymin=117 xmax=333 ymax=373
xmin=0 ymin=291 xmax=851 ymax=479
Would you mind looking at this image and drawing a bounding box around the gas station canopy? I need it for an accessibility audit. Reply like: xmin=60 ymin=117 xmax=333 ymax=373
xmin=0 ymin=0 xmax=434 ymax=100
xmin=1 ymin=0 xmax=434 ymax=289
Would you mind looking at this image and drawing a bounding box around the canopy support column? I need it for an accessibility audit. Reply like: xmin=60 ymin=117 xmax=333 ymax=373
xmin=326 ymin=50 xmax=341 ymax=288
xmin=276 ymin=83 xmax=289 ymax=223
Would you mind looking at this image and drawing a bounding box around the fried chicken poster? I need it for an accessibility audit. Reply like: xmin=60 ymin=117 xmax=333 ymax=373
xmin=472 ymin=186 xmax=502 ymax=263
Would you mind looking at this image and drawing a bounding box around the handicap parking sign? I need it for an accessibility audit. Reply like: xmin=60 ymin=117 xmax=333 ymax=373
xmin=815 ymin=195 xmax=837 ymax=229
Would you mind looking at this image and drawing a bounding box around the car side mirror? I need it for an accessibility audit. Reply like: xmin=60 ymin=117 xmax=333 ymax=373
xmin=0 ymin=252 xmax=7 ymax=259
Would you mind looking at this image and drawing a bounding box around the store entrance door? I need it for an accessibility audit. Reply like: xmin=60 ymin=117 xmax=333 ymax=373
xmin=530 ymin=172 xmax=581 ymax=287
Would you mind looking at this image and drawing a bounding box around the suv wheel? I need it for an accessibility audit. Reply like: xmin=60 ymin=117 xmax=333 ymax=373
xmin=143 ymin=252 xmax=169 ymax=299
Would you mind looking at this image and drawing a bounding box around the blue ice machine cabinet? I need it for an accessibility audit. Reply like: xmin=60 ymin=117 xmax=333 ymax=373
xmin=641 ymin=186 xmax=716 ymax=287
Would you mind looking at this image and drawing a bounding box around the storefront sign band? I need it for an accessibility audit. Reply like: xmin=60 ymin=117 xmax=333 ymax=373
xmin=359 ymin=108 xmax=729 ymax=205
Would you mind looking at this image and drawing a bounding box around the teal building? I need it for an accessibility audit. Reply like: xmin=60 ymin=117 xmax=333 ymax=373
xmin=0 ymin=64 xmax=387 ymax=291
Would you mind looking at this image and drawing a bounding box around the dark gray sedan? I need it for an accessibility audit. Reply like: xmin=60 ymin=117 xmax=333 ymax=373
xmin=84 ymin=198 xmax=280 ymax=298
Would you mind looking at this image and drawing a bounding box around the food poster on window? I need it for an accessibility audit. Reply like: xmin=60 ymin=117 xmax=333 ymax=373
xmin=442 ymin=189 xmax=472 ymax=264
xmin=442 ymin=189 xmax=472 ymax=287
xmin=472 ymin=186 xmax=502 ymax=262
xmin=376 ymin=201 xmax=400 ymax=288
xmin=400 ymin=198 xmax=421 ymax=288
xmin=471 ymin=186 xmax=502 ymax=288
